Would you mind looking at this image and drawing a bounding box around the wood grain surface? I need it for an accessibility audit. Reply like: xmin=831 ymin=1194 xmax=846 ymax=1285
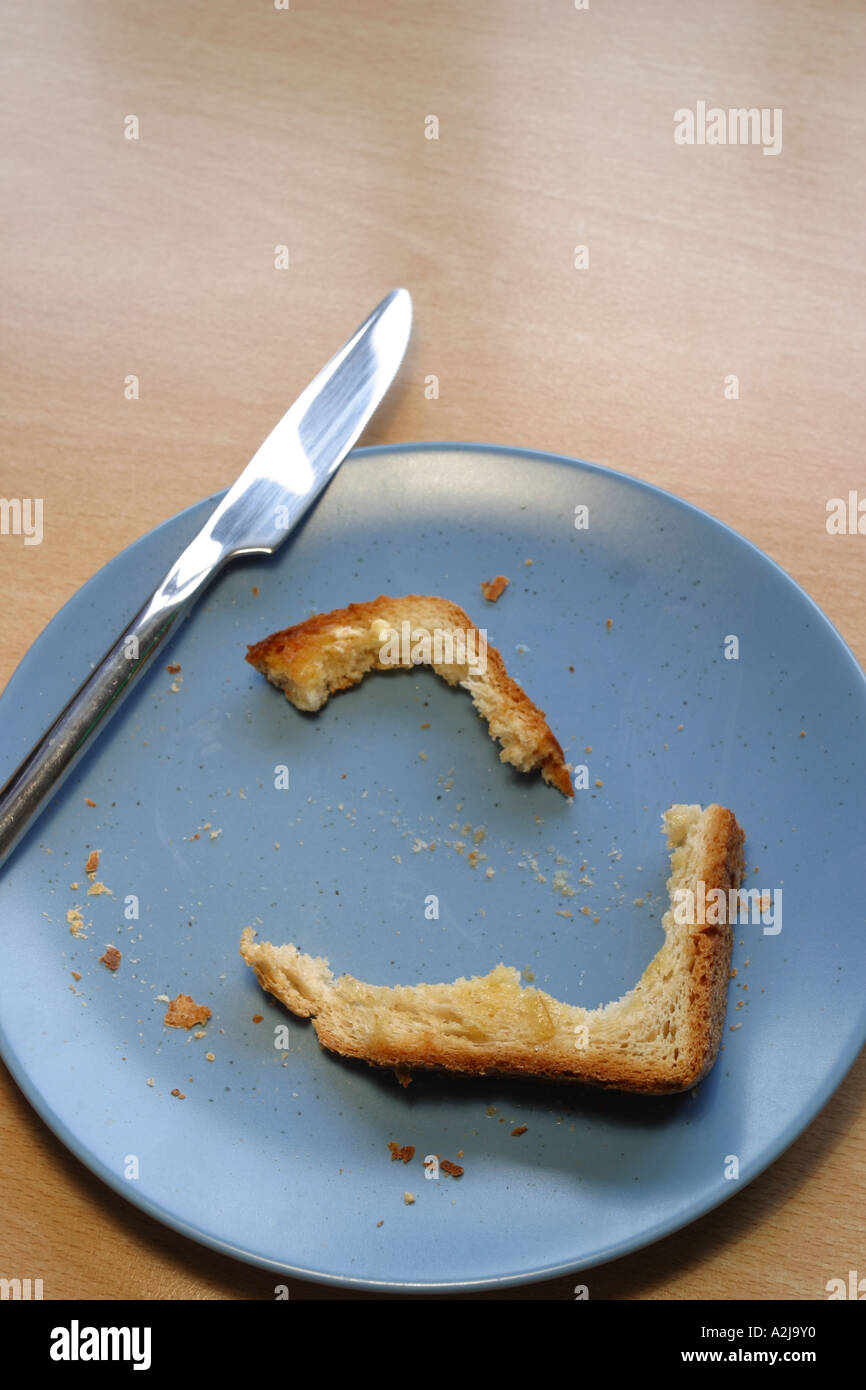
xmin=1 ymin=0 xmax=863 ymax=1300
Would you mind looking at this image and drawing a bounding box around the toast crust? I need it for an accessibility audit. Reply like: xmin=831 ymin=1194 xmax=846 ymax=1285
xmin=246 ymin=595 xmax=573 ymax=797
xmin=241 ymin=803 xmax=746 ymax=1095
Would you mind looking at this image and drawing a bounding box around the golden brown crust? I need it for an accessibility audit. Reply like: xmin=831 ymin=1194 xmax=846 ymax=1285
xmin=681 ymin=803 xmax=745 ymax=1086
xmin=246 ymin=595 xmax=573 ymax=797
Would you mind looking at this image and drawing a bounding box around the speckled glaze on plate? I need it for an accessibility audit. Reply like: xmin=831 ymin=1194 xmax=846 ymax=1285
xmin=0 ymin=444 xmax=864 ymax=1292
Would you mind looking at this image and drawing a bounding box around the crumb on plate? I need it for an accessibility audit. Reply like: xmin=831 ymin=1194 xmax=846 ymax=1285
xmin=480 ymin=574 xmax=509 ymax=602
xmin=163 ymin=994 xmax=212 ymax=1029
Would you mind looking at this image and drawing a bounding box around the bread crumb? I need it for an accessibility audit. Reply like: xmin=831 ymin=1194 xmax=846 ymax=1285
xmin=606 ymin=618 xmax=612 ymax=630
xmin=84 ymin=849 xmax=100 ymax=875
xmin=87 ymin=880 xmax=112 ymax=897
xmin=480 ymin=575 xmax=509 ymax=602
xmin=146 ymin=1077 xmax=154 ymax=1087
xmin=71 ymin=971 xmax=81 ymax=982
xmin=252 ymin=1014 xmax=264 ymax=1023
xmin=511 ymin=1125 xmax=528 ymax=1137
xmin=252 ymin=587 xmax=259 ymax=597
xmin=163 ymin=994 xmax=212 ymax=1029
xmin=388 ymin=1142 xmax=415 ymax=1164
xmin=166 ymin=663 xmax=181 ymax=674
xmin=419 ymin=721 xmax=430 ymax=729
xmin=170 ymin=1089 xmax=186 ymax=1099
xmin=99 ymin=946 xmax=121 ymax=972
xmin=193 ymin=1029 xmax=207 ymax=1039
xmin=205 ymin=1052 xmax=215 ymax=1062
xmin=521 ymin=967 xmax=535 ymax=982
xmin=418 ymin=750 xmax=427 ymax=761
xmin=66 ymin=907 xmax=86 ymax=938
xmin=584 ymin=745 xmax=592 ymax=753
xmin=403 ymin=1192 xmax=415 ymax=1205
xmin=441 ymin=1159 xmax=463 ymax=1177
xmin=84 ymin=798 xmax=97 ymax=808
xmin=594 ymin=779 xmax=603 ymax=788
xmin=377 ymin=1220 xmax=384 ymax=1227
xmin=799 ymin=729 xmax=806 ymax=737
xmin=456 ymin=1150 xmax=464 ymax=1158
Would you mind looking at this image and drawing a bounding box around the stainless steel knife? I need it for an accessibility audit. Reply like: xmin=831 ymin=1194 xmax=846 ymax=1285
xmin=0 ymin=288 xmax=412 ymax=868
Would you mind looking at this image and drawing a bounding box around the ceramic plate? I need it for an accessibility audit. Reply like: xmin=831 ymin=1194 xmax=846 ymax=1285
xmin=1 ymin=444 xmax=864 ymax=1291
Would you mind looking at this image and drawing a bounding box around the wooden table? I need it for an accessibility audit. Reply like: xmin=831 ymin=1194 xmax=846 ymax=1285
xmin=1 ymin=0 xmax=863 ymax=1300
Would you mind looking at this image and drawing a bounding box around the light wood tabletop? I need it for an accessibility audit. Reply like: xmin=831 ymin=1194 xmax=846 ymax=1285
xmin=1 ymin=0 xmax=863 ymax=1300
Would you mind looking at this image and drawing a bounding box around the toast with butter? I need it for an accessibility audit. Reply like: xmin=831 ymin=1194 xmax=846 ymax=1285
xmin=246 ymin=595 xmax=573 ymax=797
xmin=240 ymin=802 xmax=745 ymax=1094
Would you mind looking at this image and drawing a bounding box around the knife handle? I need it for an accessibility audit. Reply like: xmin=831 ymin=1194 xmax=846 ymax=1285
xmin=0 ymin=531 xmax=223 ymax=870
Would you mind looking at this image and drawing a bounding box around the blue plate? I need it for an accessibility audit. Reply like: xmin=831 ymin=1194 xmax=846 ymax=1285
xmin=1 ymin=444 xmax=864 ymax=1292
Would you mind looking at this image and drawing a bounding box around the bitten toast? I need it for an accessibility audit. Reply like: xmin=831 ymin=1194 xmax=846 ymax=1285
xmin=246 ymin=595 xmax=573 ymax=796
xmin=241 ymin=803 xmax=746 ymax=1094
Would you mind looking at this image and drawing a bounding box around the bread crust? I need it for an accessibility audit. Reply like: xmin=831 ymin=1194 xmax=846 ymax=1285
xmin=246 ymin=595 xmax=573 ymax=797
xmin=240 ymin=803 xmax=746 ymax=1095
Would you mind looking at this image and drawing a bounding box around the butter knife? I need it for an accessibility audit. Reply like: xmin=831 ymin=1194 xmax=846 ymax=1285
xmin=0 ymin=288 xmax=412 ymax=867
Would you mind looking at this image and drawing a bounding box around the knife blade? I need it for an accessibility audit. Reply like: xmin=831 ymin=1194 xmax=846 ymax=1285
xmin=0 ymin=288 xmax=412 ymax=868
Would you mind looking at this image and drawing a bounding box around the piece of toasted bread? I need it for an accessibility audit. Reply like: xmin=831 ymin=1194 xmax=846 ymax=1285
xmin=240 ymin=802 xmax=745 ymax=1094
xmin=245 ymin=595 xmax=573 ymax=797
